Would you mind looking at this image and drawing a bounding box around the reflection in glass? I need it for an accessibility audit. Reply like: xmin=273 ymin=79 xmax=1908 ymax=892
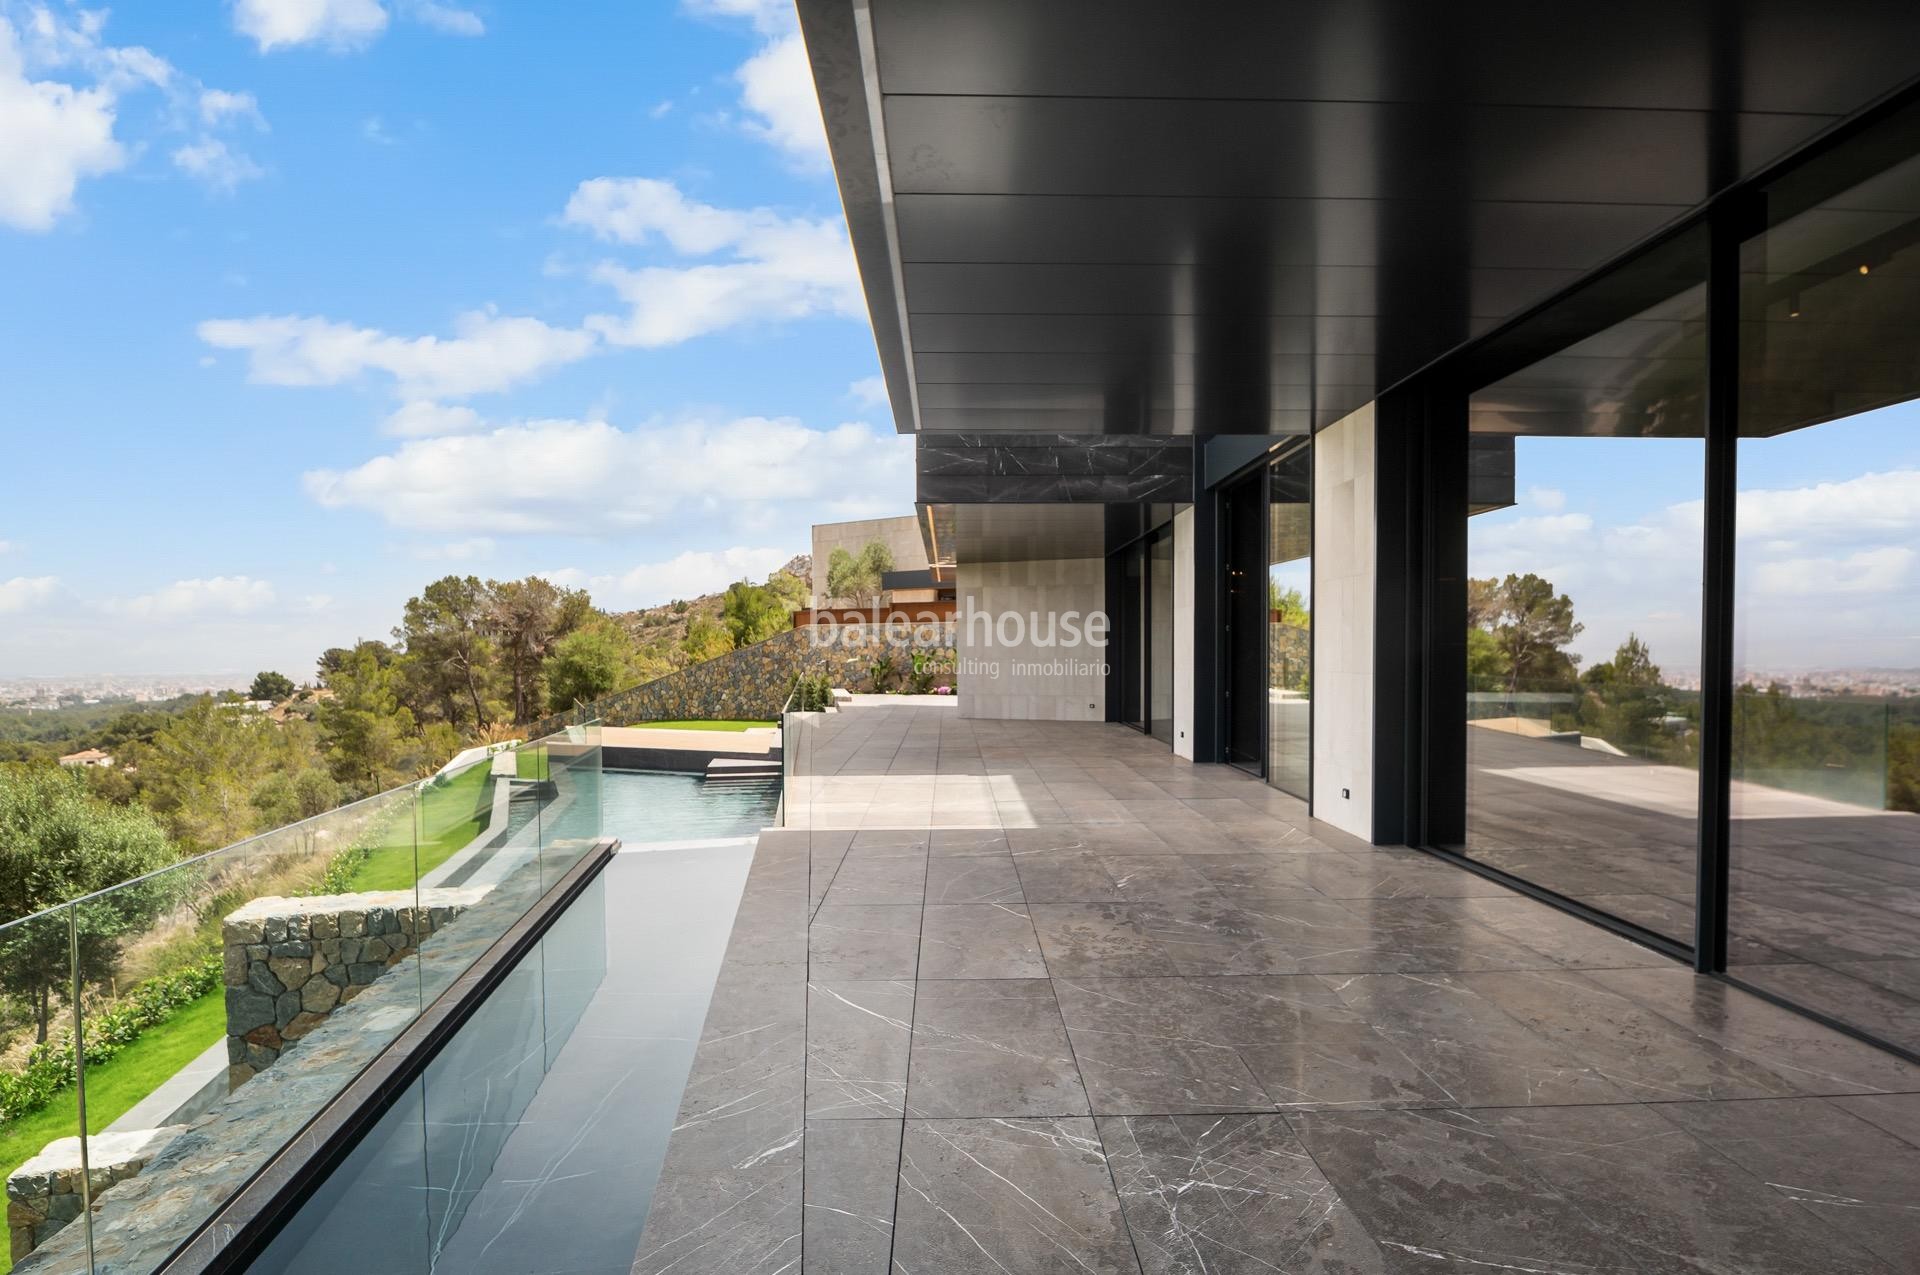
xmin=1728 ymin=141 xmax=1920 ymax=1052
xmin=1464 ymin=272 xmax=1707 ymax=945
xmin=1150 ymin=532 xmax=1175 ymax=745
xmin=1268 ymin=446 xmax=1312 ymax=799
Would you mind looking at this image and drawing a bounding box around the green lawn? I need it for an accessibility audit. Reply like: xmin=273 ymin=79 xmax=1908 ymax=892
xmin=0 ymin=989 xmax=225 ymax=1273
xmin=636 ymin=719 xmax=777 ymax=731
xmin=344 ymin=761 xmax=494 ymax=893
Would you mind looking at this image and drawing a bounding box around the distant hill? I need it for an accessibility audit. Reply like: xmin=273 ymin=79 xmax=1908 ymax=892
xmin=609 ymin=554 xmax=810 ymax=655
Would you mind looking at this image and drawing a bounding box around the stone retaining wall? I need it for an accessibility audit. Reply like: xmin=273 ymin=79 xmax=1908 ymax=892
xmin=6 ymin=1127 xmax=183 ymax=1262
xmin=530 ymin=622 xmax=957 ymax=734
xmin=222 ymin=888 xmax=484 ymax=1089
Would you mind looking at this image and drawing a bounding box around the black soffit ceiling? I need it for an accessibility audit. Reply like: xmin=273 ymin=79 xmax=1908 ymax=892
xmin=798 ymin=0 xmax=1920 ymax=437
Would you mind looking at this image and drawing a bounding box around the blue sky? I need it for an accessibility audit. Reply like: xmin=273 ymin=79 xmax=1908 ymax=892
xmin=1470 ymin=405 xmax=1920 ymax=675
xmin=0 ymin=0 xmax=912 ymax=678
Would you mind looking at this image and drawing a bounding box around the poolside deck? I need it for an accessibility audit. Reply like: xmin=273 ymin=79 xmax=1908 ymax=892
xmin=634 ymin=704 xmax=1920 ymax=1274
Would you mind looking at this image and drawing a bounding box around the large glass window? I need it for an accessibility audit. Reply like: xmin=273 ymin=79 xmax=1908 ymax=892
xmin=1268 ymin=445 xmax=1312 ymax=799
xmin=1464 ymin=266 xmax=1707 ymax=946
xmin=1149 ymin=531 xmax=1175 ymax=745
xmin=1728 ymin=144 xmax=1920 ymax=1052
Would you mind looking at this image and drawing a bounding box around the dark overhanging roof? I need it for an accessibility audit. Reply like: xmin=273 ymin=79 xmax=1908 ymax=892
xmin=799 ymin=0 xmax=1920 ymax=438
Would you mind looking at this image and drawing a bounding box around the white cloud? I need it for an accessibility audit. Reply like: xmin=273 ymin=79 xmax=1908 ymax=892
xmin=231 ymin=0 xmax=389 ymax=52
xmin=198 ymin=309 xmax=597 ymax=399
xmin=548 ymin=547 xmax=792 ymax=609
xmin=122 ymin=576 xmax=276 ymax=619
xmin=563 ymin=177 xmax=862 ymax=346
xmin=0 ymin=16 xmax=126 ymax=230
xmin=849 ymin=375 xmax=889 ymax=408
xmin=682 ymin=0 xmax=793 ymax=36
xmin=1733 ymin=469 xmax=1920 ymax=547
xmin=735 ymin=31 xmax=828 ymax=168
xmin=384 ymin=399 xmax=485 ymax=436
xmin=0 ymin=539 xmax=11 ymax=554
xmin=1524 ymin=485 xmax=1566 ymax=512
xmin=1754 ymin=546 xmax=1916 ymax=598
xmin=303 ymin=415 xmax=912 ymax=535
xmin=198 ymin=87 xmax=264 ymax=128
xmin=0 ymin=575 xmax=58 ymax=614
xmin=171 ymin=138 xmax=264 ymax=192
xmin=402 ymin=1 xmax=483 ymax=36
xmin=361 ymin=114 xmax=396 ymax=145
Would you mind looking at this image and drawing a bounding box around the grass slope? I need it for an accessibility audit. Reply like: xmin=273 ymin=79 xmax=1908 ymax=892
xmin=0 ymin=989 xmax=225 ymax=1273
xmin=344 ymin=761 xmax=494 ymax=893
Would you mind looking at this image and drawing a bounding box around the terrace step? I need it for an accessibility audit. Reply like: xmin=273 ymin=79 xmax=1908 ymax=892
xmin=703 ymin=757 xmax=782 ymax=784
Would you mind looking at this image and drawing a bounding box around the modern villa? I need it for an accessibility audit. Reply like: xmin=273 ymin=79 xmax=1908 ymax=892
xmin=7 ymin=4 xmax=1920 ymax=1272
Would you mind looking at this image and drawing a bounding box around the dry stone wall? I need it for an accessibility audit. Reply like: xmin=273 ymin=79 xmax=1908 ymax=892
xmin=221 ymin=888 xmax=484 ymax=1088
xmin=6 ymin=1127 xmax=183 ymax=1262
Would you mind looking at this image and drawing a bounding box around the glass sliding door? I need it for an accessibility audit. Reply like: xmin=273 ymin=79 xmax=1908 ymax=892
xmin=1268 ymin=445 xmax=1312 ymax=799
xmin=1149 ymin=530 xmax=1175 ymax=745
xmin=1222 ymin=473 xmax=1269 ymax=771
xmin=1463 ymin=236 xmax=1708 ymax=946
xmin=1727 ymin=138 xmax=1920 ymax=1052
xmin=1114 ymin=541 xmax=1148 ymax=731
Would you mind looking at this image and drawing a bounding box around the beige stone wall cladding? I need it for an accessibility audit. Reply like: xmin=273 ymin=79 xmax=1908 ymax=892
xmin=532 ymin=622 xmax=957 ymax=733
xmin=7 ymin=1127 xmax=182 ymax=1262
xmin=221 ymin=888 xmax=484 ymax=1089
xmin=810 ymin=515 xmax=930 ymax=604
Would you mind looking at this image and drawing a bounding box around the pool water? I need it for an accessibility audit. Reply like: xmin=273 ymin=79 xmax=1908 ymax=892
xmin=253 ymin=839 xmax=759 ymax=1273
xmin=600 ymin=768 xmax=782 ymax=844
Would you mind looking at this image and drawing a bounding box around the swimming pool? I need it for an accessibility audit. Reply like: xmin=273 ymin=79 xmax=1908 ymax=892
xmin=252 ymin=838 xmax=760 ymax=1273
xmin=600 ymin=768 xmax=782 ymax=844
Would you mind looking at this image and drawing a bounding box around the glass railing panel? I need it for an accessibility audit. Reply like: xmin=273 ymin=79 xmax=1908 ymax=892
xmin=411 ymin=747 xmax=535 ymax=1004
xmin=1 ymin=905 xmax=87 ymax=1274
xmin=9 ymin=787 xmax=419 ymax=1273
xmin=536 ymin=722 xmax=602 ymax=882
xmin=245 ymin=870 xmax=616 ymax=1274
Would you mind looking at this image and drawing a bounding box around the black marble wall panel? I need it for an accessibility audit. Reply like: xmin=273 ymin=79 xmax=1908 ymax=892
xmin=1468 ymin=434 xmax=1516 ymax=512
xmin=916 ymin=434 xmax=1194 ymax=503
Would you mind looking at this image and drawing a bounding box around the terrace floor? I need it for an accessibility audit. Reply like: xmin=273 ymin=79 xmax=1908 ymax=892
xmin=634 ymin=705 xmax=1920 ymax=1275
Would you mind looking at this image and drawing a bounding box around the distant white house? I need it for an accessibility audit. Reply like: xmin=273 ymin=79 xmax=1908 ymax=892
xmin=59 ymin=748 xmax=114 ymax=768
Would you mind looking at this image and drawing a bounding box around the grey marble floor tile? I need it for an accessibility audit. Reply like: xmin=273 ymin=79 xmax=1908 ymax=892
xmin=818 ymin=849 xmax=927 ymax=906
xmin=1582 ymin=966 xmax=1920 ymax=1096
xmin=1827 ymin=1092 xmax=1920 ymax=1147
xmin=1066 ymin=1023 xmax=1273 ymax=1115
xmin=802 ymin=1119 xmax=900 ymax=1275
xmin=1482 ymin=1103 xmax=1900 ymax=1275
xmin=809 ymin=904 xmax=923 ymax=981
xmin=1292 ymin=851 xmax=1518 ymax=899
xmin=1050 ymin=975 xmax=1366 ymax=1044
xmin=806 ymin=979 xmax=915 ymax=1120
xmin=1012 ymin=849 xmax=1125 ymax=902
xmin=1238 ymin=1025 xmax=1459 ymax=1111
xmin=1189 ymin=854 xmax=1322 ymax=901
xmin=1098 ymin=855 xmax=1225 ymax=903
xmin=893 ymin=1118 xmax=1142 ymax=1274
xmin=633 ymin=1087 xmax=803 ymax=1275
xmin=1133 ymin=897 xmax=1361 ymax=977
xmin=1098 ymin=1113 xmax=1389 ymax=1273
xmin=924 ymin=854 xmax=1024 ymax=904
xmin=1030 ymin=902 xmax=1183 ymax=977
xmin=850 ymin=829 xmax=930 ymax=851
xmin=929 ymin=828 xmax=1011 ymax=856
xmin=1652 ymin=1096 xmax=1920 ymax=1270
xmin=918 ymin=903 xmax=1049 ymax=978
xmin=1289 ymin=1108 xmax=1642 ymax=1274
xmin=1321 ymin=973 xmax=1631 ymax=1107
xmin=1454 ymin=969 xmax=1805 ymax=1102
xmin=905 ymin=978 xmax=1089 ymax=1118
